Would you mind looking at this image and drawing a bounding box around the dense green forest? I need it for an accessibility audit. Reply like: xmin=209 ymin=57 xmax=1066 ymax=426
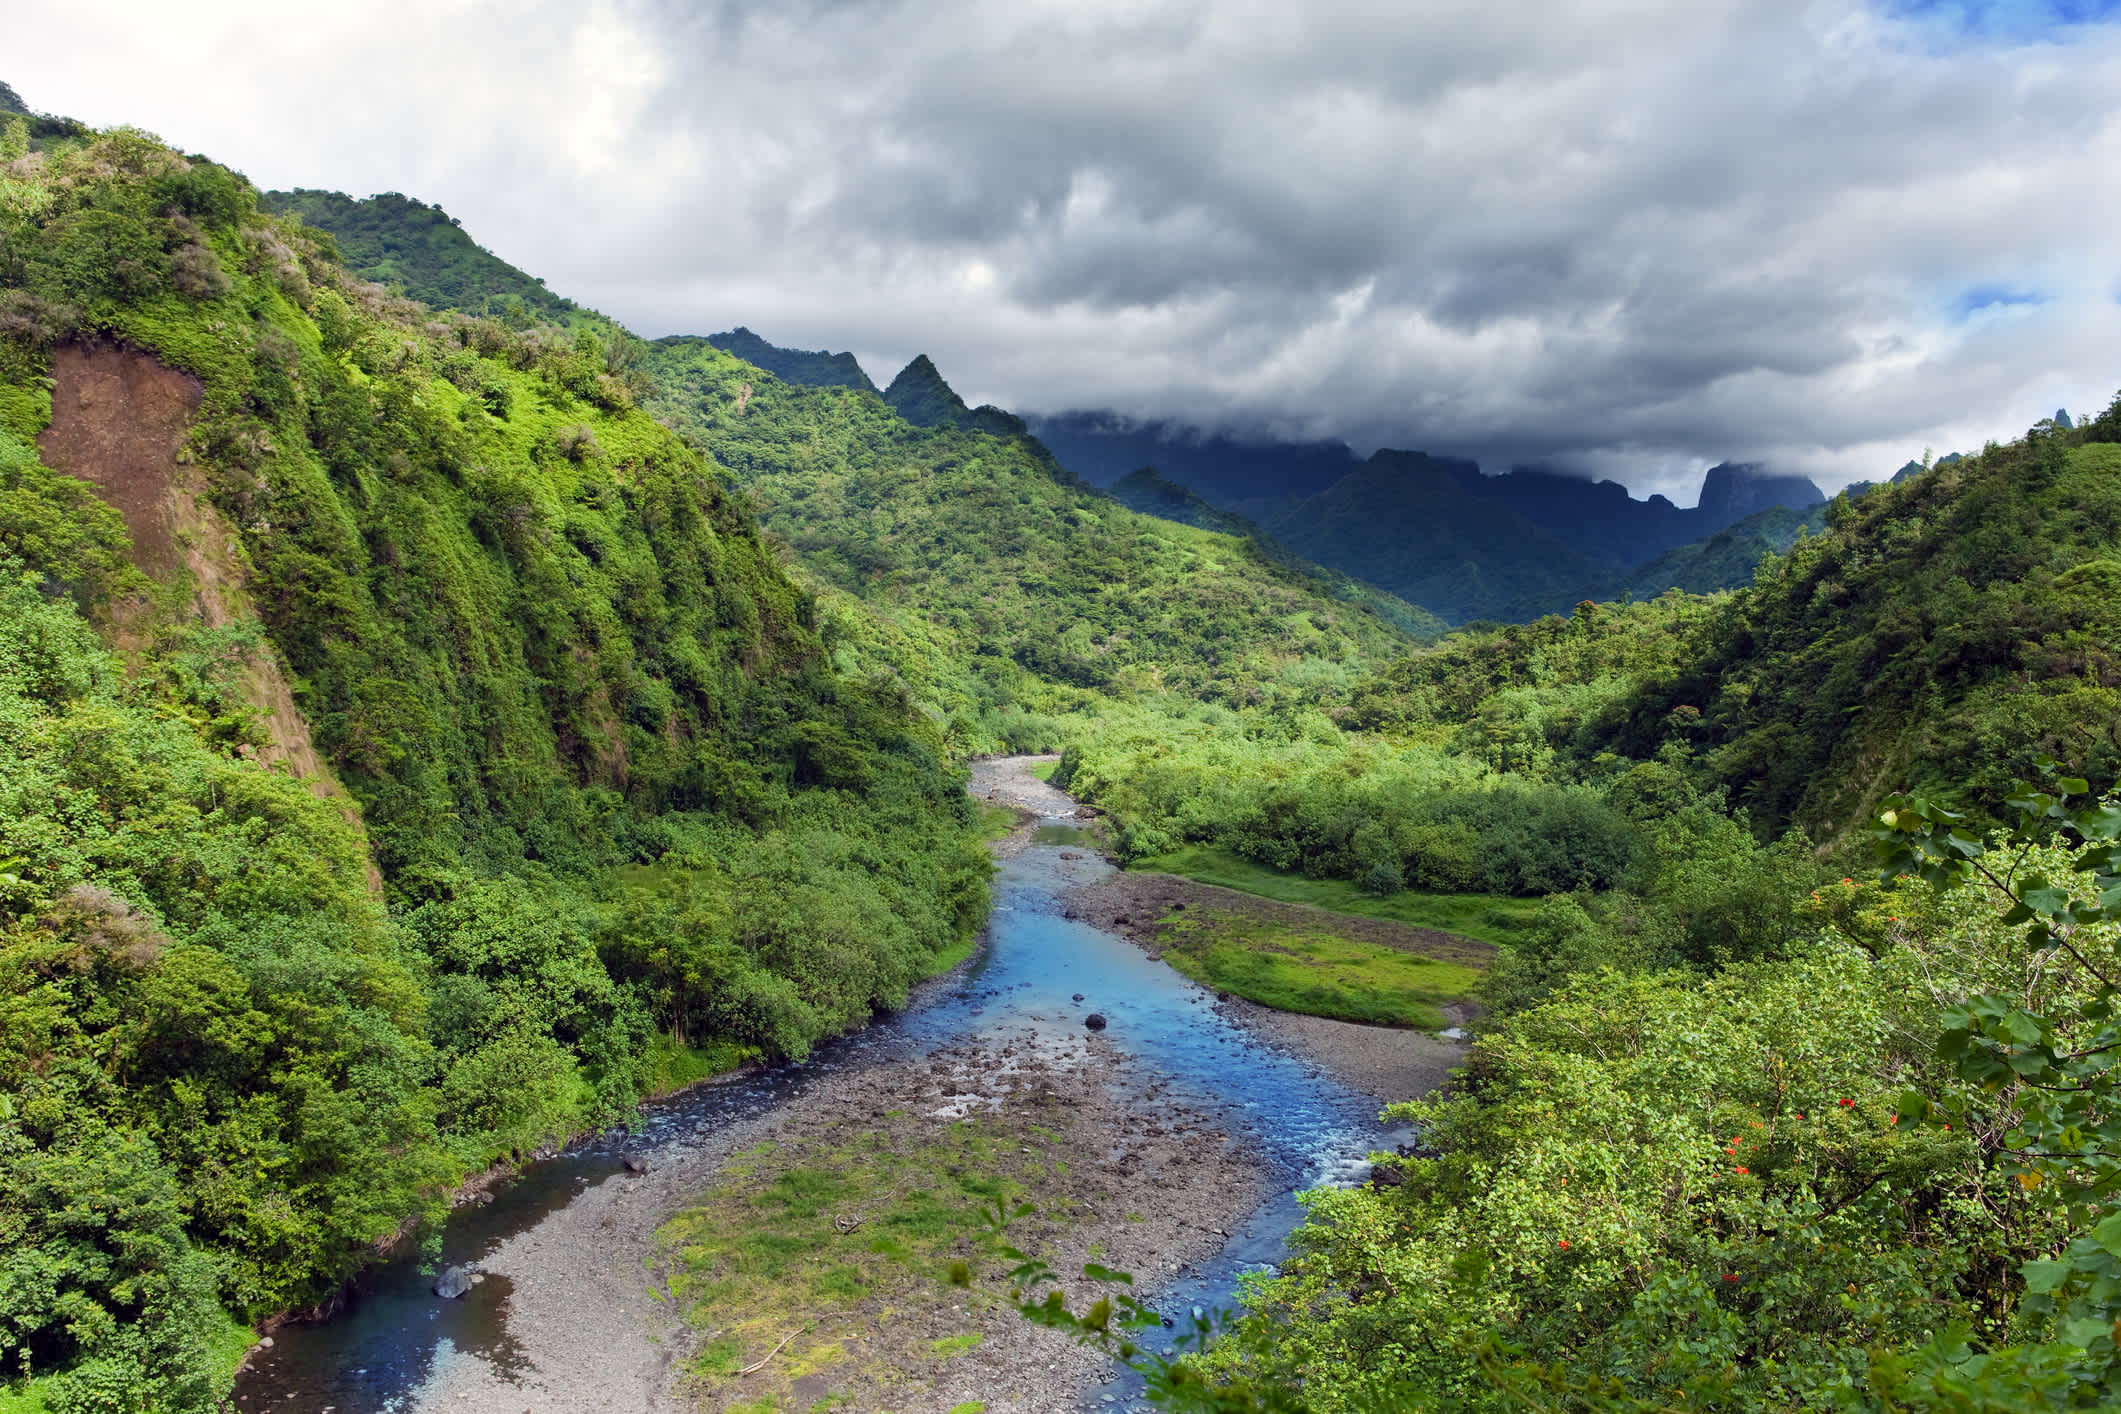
xmin=1039 ymin=404 xmax=2121 ymax=1412
xmin=639 ymin=336 xmax=1439 ymax=749
xmin=258 ymin=188 xmax=576 ymax=323
xmin=0 ymin=122 xmax=985 ymax=1408
xmin=12 ymin=93 xmax=2121 ymax=1414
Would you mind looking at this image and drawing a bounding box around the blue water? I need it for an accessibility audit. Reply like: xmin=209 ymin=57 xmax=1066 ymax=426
xmin=234 ymin=808 xmax=1402 ymax=1411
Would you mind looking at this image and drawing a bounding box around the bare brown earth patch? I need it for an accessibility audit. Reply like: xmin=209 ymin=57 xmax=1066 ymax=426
xmin=37 ymin=341 xmax=203 ymax=578
xmin=37 ymin=343 xmax=370 ymax=857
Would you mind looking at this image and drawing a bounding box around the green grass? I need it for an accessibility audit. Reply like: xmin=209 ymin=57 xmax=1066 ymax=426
xmin=1132 ymin=844 xmax=1540 ymax=947
xmin=207 ymin=1309 xmax=257 ymax=1384
xmin=976 ymin=800 xmax=1021 ymax=842
xmin=923 ymin=932 xmax=982 ymax=978
xmin=1158 ymin=909 xmax=1482 ymax=1028
xmin=658 ymin=1109 xmax=1082 ymax=1406
xmin=1026 ymin=759 xmax=1060 ymax=782
xmin=645 ymin=1034 xmax=760 ymax=1096
xmin=0 ymin=1381 xmax=50 ymax=1414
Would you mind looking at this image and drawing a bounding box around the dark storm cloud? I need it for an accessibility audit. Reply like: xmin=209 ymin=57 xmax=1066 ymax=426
xmin=22 ymin=0 xmax=2121 ymax=497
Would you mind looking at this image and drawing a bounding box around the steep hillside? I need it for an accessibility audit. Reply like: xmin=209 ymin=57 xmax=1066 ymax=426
xmin=0 ymin=123 xmax=985 ymax=1405
xmin=1106 ymin=467 xmax=1443 ymax=639
xmin=702 ymin=325 xmax=875 ymax=391
xmin=1106 ymin=464 xmax=1258 ymax=535
xmin=879 ymin=352 xmax=1029 ymax=438
xmin=1594 ymin=422 xmax=2121 ymax=840
xmin=640 ymin=339 xmax=1422 ymax=746
xmin=1618 ymin=501 xmax=1827 ymax=598
xmin=1264 ymin=450 xmax=1617 ymax=623
xmin=1341 ymin=406 xmax=2121 ymax=845
xmin=260 ymin=187 xmax=576 ymax=322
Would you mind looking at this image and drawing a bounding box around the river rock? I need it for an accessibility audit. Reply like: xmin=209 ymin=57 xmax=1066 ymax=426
xmin=433 ymin=1265 xmax=476 ymax=1299
xmin=1072 ymin=993 xmax=1085 ymax=1003
xmin=1084 ymin=1013 xmax=1107 ymax=1031
xmin=623 ymin=1156 xmax=651 ymax=1173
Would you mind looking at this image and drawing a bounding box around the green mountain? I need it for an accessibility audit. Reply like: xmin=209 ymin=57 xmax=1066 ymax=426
xmin=880 ymin=353 xmax=1029 ymax=438
xmin=1617 ymin=501 xmax=1827 ymax=599
xmin=1262 ymin=450 xmax=1618 ymax=623
xmin=1344 ymin=405 xmax=2121 ymax=845
xmin=702 ymin=326 xmax=875 ymax=391
xmin=236 ymin=183 xmax=1431 ymax=743
xmin=1107 ymin=464 xmax=1258 ymax=534
xmin=639 ymin=341 xmax=1423 ymax=746
xmin=1105 ymin=467 xmax=1443 ymax=639
xmin=260 ymin=187 xmax=577 ymax=322
xmin=0 ymin=121 xmax=984 ymax=1404
xmin=1596 ymin=422 xmax=2121 ymax=839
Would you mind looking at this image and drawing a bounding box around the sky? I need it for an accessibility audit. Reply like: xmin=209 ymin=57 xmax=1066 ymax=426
xmin=14 ymin=0 xmax=2121 ymax=501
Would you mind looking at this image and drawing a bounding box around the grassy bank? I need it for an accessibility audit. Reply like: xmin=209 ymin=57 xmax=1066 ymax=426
xmin=1131 ymin=845 xmax=1541 ymax=947
xmin=1157 ymin=908 xmax=1482 ymax=1029
xmin=657 ymin=1105 xmax=1082 ymax=1410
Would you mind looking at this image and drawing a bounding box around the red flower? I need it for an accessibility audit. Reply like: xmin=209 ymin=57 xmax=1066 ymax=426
xmin=1558 ymin=1240 xmax=1570 ymax=1250
xmin=1794 ymin=1112 xmax=1805 ymax=1120
xmin=1723 ymin=1272 xmax=1739 ymax=1282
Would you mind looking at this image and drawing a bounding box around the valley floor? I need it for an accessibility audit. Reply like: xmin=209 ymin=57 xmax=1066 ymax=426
xmin=375 ymin=758 xmax=1472 ymax=1414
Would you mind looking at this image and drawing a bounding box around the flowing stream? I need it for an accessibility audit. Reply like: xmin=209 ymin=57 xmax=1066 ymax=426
xmin=234 ymin=765 xmax=1409 ymax=1411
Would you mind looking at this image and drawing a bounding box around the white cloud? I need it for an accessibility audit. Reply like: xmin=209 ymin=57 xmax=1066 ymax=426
xmin=13 ymin=0 xmax=2121 ymax=497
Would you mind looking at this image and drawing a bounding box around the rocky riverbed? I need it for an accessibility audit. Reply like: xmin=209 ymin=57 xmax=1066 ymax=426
xmin=238 ymin=755 xmax=1467 ymax=1414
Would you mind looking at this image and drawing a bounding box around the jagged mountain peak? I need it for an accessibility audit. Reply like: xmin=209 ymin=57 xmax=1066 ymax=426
xmin=1696 ymin=461 xmax=1825 ymax=521
xmin=882 ymin=355 xmax=1026 ymax=438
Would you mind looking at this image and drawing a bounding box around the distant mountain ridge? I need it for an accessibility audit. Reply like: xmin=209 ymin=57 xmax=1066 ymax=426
xmin=1024 ymin=412 xmax=1362 ymax=513
xmin=704 ymin=326 xmax=876 ymax=392
xmin=218 ymin=198 xmax=1831 ymax=626
xmin=881 ymin=354 xmax=1029 ymax=438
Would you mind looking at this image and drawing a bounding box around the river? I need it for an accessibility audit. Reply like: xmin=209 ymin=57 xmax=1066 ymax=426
xmin=232 ymin=758 xmax=1428 ymax=1412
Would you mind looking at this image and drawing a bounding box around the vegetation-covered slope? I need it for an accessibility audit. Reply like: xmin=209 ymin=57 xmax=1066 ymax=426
xmin=641 ymin=337 xmax=1428 ymax=749
xmin=1617 ymin=500 xmax=1827 ymax=599
xmin=259 ymin=187 xmax=576 ymax=322
xmin=701 ymin=325 xmax=875 ymax=391
xmin=1335 ymin=414 xmax=2121 ymax=847
xmin=0 ymin=122 xmax=986 ymax=1408
xmin=878 ymin=351 xmax=1029 ymax=438
xmin=1600 ymin=426 xmax=2121 ymax=839
xmin=1265 ymin=450 xmax=1620 ymax=623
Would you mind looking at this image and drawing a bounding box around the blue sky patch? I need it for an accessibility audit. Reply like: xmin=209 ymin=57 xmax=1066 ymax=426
xmin=1886 ymin=0 xmax=2121 ymax=40
xmin=1952 ymin=286 xmax=2047 ymax=317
